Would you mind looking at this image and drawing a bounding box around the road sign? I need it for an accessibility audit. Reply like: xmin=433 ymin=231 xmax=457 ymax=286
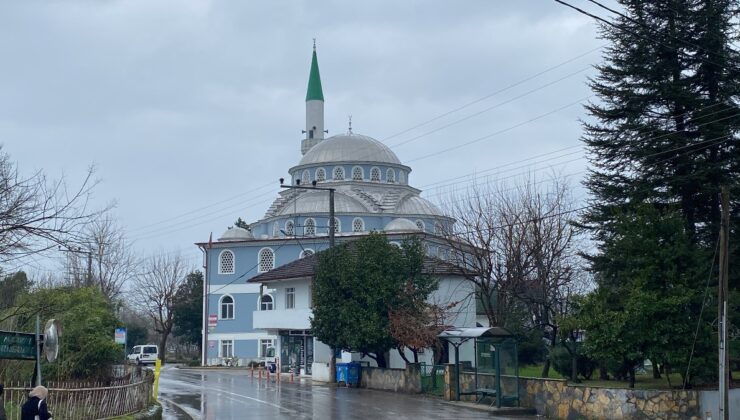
xmin=115 ymin=327 xmax=127 ymax=345
xmin=0 ymin=330 xmax=37 ymax=360
xmin=208 ymin=314 xmax=217 ymax=328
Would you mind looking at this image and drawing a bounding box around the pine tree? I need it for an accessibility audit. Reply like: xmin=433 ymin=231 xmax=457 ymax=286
xmin=579 ymin=0 xmax=740 ymax=385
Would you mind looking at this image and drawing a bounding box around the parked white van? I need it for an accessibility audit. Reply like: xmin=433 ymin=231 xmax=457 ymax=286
xmin=127 ymin=345 xmax=159 ymax=365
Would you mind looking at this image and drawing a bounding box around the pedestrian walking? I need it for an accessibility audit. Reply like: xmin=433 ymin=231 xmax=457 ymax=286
xmin=21 ymin=386 xmax=52 ymax=420
xmin=0 ymin=383 xmax=7 ymax=420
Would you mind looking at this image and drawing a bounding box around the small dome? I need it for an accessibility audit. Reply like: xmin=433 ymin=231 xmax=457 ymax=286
xmin=218 ymin=226 xmax=253 ymax=241
xmin=384 ymin=218 xmax=421 ymax=232
xmin=298 ymin=133 xmax=402 ymax=166
xmin=276 ymin=191 xmax=368 ymax=216
xmin=395 ymin=195 xmax=443 ymax=216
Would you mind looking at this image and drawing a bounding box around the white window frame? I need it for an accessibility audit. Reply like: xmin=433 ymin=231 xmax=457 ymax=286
xmin=300 ymin=248 xmax=315 ymax=259
xmin=304 ymin=218 xmax=316 ymax=236
xmin=259 ymin=339 xmax=275 ymax=358
xmin=285 ymin=220 xmax=295 ymax=236
xmin=386 ymin=168 xmax=396 ymax=183
xmin=258 ymin=247 xmax=275 ymax=273
xmin=285 ymin=287 xmax=295 ymax=309
xmin=352 ymin=166 xmax=364 ymax=181
xmin=302 ymin=170 xmax=310 ymax=184
xmin=415 ymin=219 xmax=425 ymax=232
xmin=316 ymin=168 xmax=326 ymax=182
xmin=434 ymin=222 xmax=443 ymax=235
xmin=273 ymin=222 xmax=279 ymax=237
xmin=218 ymin=250 xmax=235 ymax=274
xmin=219 ymin=339 xmax=234 ymax=358
xmin=370 ymin=167 xmax=381 ymax=182
xmin=333 ymin=166 xmax=345 ymax=180
xmin=259 ymin=294 xmax=274 ymax=311
xmin=352 ymin=217 xmax=365 ymax=233
xmin=219 ymin=294 xmax=235 ymax=319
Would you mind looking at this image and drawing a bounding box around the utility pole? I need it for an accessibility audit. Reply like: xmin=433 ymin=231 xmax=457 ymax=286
xmin=280 ymin=177 xmax=336 ymax=381
xmin=718 ymin=187 xmax=729 ymax=420
xmin=86 ymin=250 xmax=93 ymax=287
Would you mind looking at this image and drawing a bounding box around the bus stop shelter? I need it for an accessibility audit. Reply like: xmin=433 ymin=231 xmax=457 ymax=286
xmin=438 ymin=327 xmax=519 ymax=407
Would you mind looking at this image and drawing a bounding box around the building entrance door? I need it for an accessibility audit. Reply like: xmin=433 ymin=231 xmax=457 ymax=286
xmin=280 ymin=333 xmax=314 ymax=375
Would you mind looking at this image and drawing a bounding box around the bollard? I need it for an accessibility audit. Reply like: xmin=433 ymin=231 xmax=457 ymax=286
xmin=259 ymin=368 xmax=263 ymax=379
xmin=153 ymin=359 xmax=162 ymax=401
xmin=277 ymin=361 xmax=280 ymax=383
xmin=290 ymin=370 xmax=294 ymax=383
xmin=266 ymin=367 xmax=270 ymax=381
xmin=251 ymin=365 xmax=254 ymax=378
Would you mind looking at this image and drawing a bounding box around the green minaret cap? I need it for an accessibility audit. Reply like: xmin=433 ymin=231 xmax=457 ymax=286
xmin=306 ymin=45 xmax=324 ymax=102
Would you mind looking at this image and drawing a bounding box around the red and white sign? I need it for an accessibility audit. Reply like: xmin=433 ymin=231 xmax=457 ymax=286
xmin=208 ymin=314 xmax=217 ymax=327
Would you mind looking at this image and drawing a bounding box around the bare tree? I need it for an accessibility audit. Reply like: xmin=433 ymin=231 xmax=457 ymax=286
xmin=130 ymin=252 xmax=189 ymax=364
xmin=442 ymin=175 xmax=585 ymax=376
xmin=0 ymin=147 xmax=104 ymax=269
xmin=65 ymin=216 xmax=137 ymax=301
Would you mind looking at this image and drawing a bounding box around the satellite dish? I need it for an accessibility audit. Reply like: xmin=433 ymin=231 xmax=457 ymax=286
xmin=44 ymin=319 xmax=62 ymax=363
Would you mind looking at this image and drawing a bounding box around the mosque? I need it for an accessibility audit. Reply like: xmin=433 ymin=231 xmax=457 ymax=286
xmin=197 ymin=45 xmax=476 ymax=375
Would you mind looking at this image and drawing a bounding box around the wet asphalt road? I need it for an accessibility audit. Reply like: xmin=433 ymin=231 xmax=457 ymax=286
xmin=158 ymin=366 xmax=531 ymax=420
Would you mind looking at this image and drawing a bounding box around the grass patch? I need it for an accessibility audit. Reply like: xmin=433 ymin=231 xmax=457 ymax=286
xmin=518 ymin=364 xmax=566 ymax=379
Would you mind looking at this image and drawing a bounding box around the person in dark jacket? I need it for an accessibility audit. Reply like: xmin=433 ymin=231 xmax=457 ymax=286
xmin=21 ymin=386 xmax=52 ymax=420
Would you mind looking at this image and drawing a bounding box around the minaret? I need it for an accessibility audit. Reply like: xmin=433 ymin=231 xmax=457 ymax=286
xmin=302 ymin=41 xmax=325 ymax=155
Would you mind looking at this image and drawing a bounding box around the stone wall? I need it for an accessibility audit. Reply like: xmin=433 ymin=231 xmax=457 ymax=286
xmin=360 ymin=364 xmax=421 ymax=393
xmin=445 ymin=369 xmax=702 ymax=419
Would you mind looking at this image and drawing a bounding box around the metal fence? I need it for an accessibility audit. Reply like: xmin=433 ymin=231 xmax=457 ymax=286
xmin=2 ymin=367 xmax=154 ymax=420
xmin=420 ymin=363 xmax=445 ymax=396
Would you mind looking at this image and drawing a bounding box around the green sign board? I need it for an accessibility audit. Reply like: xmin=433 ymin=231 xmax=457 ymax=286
xmin=0 ymin=330 xmax=37 ymax=360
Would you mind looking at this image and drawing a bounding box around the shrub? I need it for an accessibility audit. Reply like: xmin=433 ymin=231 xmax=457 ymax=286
xmin=551 ymin=344 xmax=596 ymax=380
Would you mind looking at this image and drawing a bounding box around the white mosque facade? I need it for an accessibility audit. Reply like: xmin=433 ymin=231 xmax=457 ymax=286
xmin=197 ymin=47 xmax=476 ymax=375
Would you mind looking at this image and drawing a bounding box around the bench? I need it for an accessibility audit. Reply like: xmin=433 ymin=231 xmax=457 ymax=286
xmin=474 ymin=388 xmax=497 ymax=407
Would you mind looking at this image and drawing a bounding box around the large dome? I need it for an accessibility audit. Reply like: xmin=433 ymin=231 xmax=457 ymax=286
xmin=298 ymin=133 xmax=402 ymax=166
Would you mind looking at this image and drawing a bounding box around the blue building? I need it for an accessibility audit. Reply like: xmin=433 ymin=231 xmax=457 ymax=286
xmin=196 ymin=45 xmax=473 ymax=371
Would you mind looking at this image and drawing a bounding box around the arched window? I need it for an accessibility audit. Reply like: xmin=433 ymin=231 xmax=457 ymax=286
xmin=300 ymin=249 xmax=315 ymax=258
xmin=415 ymin=219 xmax=425 ymax=232
xmin=273 ymin=222 xmax=279 ymax=237
xmin=352 ymin=217 xmax=365 ymax=233
xmin=333 ymin=166 xmax=345 ymax=180
xmin=316 ymin=168 xmax=326 ymax=182
xmin=434 ymin=222 xmax=443 ymax=235
xmin=352 ymin=166 xmax=363 ymax=181
xmin=386 ymin=168 xmax=396 ymax=183
xmin=219 ymin=250 xmax=235 ymax=274
xmin=258 ymin=248 xmax=275 ymax=273
xmin=302 ymin=170 xmax=310 ymax=185
xmin=285 ymin=220 xmax=295 ymax=236
xmin=399 ymin=171 xmax=406 ymax=184
xmin=220 ymin=295 xmax=234 ymax=319
xmin=331 ymin=217 xmax=341 ymax=234
xmin=259 ymin=294 xmax=274 ymax=311
xmin=304 ymin=218 xmax=316 ymax=236
xmin=370 ymin=167 xmax=380 ymax=182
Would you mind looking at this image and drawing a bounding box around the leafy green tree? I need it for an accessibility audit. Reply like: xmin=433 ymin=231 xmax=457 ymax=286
xmin=234 ymin=218 xmax=250 ymax=230
xmin=575 ymin=207 xmax=713 ymax=387
xmin=311 ymin=233 xmax=435 ymax=368
xmin=0 ymin=271 xmax=31 ymax=311
xmin=8 ymin=286 xmax=122 ymax=380
xmin=173 ymin=270 xmax=204 ymax=350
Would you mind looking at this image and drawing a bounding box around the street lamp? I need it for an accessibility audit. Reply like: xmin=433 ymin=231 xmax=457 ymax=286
xmin=279 ymin=178 xmax=336 ymax=248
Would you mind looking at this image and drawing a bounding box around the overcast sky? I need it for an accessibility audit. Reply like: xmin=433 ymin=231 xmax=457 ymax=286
xmin=1 ymin=1 xmax=613 ymax=275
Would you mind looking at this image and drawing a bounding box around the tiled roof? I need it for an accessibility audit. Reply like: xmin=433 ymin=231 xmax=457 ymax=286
xmin=247 ymin=251 xmax=467 ymax=284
